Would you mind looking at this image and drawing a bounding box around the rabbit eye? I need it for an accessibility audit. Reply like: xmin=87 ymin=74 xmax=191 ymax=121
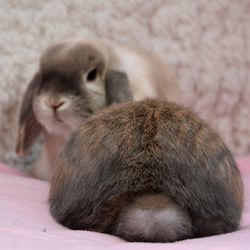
xmin=86 ymin=68 xmax=98 ymax=82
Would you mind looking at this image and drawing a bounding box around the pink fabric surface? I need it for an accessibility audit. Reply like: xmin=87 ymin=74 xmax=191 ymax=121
xmin=0 ymin=162 xmax=28 ymax=177
xmin=0 ymin=159 xmax=249 ymax=250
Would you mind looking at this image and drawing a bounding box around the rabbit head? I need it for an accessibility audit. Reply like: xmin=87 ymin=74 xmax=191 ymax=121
xmin=16 ymin=41 xmax=133 ymax=156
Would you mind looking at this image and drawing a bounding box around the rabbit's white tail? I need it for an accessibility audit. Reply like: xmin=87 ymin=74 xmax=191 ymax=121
xmin=114 ymin=193 xmax=192 ymax=242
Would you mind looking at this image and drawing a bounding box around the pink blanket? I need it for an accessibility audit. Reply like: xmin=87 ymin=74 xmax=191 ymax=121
xmin=0 ymin=159 xmax=250 ymax=249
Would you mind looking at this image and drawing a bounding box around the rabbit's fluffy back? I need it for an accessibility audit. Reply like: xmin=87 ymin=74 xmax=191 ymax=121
xmin=49 ymin=99 xmax=243 ymax=242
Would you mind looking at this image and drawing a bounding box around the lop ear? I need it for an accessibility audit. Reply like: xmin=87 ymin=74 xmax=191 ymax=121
xmin=104 ymin=70 xmax=133 ymax=105
xmin=16 ymin=72 xmax=42 ymax=156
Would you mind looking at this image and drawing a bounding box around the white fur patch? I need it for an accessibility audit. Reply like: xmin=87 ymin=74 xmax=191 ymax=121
xmin=117 ymin=205 xmax=192 ymax=242
xmin=126 ymin=208 xmax=181 ymax=238
xmin=33 ymin=95 xmax=73 ymax=136
xmin=111 ymin=44 xmax=157 ymax=100
xmin=84 ymin=76 xmax=106 ymax=110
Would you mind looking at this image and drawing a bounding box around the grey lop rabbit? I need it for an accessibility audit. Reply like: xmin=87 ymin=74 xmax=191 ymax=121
xmin=16 ymin=37 xmax=180 ymax=181
xmin=49 ymin=88 xmax=244 ymax=242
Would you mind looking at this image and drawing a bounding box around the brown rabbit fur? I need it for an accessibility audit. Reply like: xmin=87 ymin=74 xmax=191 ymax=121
xmin=49 ymin=99 xmax=244 ymax=243
xmin=16 ymin=37 xmax=180 ymax=181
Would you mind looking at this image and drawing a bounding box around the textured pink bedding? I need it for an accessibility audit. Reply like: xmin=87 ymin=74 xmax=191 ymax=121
xmin=0 ymin=159 xmax=249 ymax=250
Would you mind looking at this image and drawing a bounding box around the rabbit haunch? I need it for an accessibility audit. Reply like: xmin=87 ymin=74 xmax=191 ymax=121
xmin=49 ymin=99 xmax=243 ymax=242
xmin=16 ymin=38 xmax=180 ymax=181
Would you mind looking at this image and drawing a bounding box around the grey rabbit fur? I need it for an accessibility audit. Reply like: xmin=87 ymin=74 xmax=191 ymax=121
xmin=49 ymin=94 xmax=244 ymax=242
xmin=16 ymin=37 xmax=180 ymax=181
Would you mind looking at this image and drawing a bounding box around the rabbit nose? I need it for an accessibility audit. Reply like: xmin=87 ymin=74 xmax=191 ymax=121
xmin=47 ymin=99 xmax=65 ymax=111
xmin=51 ymin=102 xmax=64 ymax=110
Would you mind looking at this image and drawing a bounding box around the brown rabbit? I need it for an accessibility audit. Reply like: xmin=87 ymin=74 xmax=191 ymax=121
xmin=16 ymin=37 xmax=180 ymax=181
xmin=49 ymin=98 xmax=244 ymax=243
